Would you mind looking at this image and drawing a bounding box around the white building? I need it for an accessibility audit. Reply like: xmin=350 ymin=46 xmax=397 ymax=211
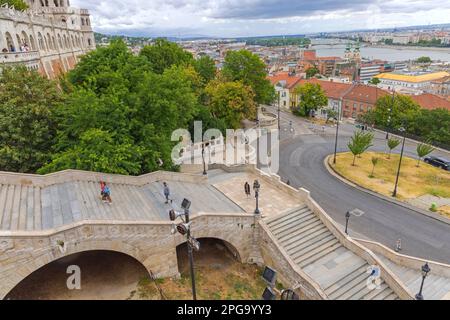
xmin=374 ymin=71 xmax=450 ymax=92
xmin=0 ymin=0 xmax=95 ymax=78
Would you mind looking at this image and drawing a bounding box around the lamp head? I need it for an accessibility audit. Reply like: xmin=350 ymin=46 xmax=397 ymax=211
xmin=421 ymin=263 xmax=431 ymax=277
xmin=346 ymin=211 xmax=351 ymax=219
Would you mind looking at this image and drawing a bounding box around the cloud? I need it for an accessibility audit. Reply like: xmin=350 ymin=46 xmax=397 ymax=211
xmin=70 ymin=0 xmax=450 ymax=37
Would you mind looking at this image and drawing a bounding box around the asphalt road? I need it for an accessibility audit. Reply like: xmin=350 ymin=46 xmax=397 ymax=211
xmin=268 ymin=106 xmax=450 ymax=264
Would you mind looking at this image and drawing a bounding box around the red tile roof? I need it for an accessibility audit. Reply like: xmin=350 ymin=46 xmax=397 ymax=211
xmin=268 ymin=72 xmax=302 ymax=89
xmin=410 ymin=93 xmax=450 ymax=111
xmin=294 ymin=79 xmax=353 ymax=99
xmin=343 ymin=84 xmax=390 ymax=104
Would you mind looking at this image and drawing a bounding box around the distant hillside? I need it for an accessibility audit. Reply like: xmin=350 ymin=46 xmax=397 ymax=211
xmin=94 ymin=33 xmax=153 ymax=46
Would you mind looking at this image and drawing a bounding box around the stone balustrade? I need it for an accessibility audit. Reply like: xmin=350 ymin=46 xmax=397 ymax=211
xmin=0 ymin=51 xmax=40 ymax=64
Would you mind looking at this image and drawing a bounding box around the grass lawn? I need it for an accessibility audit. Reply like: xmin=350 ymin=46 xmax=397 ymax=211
xmin=330 ymin=152 xmax=450 ymax=206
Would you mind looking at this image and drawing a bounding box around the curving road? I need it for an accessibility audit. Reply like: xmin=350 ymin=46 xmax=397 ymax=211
xmin=270 ymin=106 xmax=450 ymax=264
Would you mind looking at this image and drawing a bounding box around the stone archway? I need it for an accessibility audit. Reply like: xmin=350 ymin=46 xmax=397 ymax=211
xmin=4 ymin=250 xmax=151 ymax=300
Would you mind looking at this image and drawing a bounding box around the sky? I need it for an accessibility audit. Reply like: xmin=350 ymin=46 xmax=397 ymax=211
xmin=71 ymin=0 xmax=450 ymax=38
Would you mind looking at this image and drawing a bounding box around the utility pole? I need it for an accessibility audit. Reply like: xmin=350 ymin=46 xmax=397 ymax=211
xmin=184 ymin=208 xmax=197 ymax=300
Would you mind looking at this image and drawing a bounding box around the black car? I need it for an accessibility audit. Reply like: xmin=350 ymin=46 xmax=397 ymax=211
xmin=424 ymin=156 xmax=450 ymax=171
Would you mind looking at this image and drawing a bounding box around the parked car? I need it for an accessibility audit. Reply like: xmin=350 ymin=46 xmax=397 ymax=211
xmin=424 ymin=156 xmax=450 ymax=171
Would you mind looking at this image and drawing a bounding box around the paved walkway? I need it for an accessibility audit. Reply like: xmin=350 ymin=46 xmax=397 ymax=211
xmin=211 ymin=170 xmax=303 ymax=216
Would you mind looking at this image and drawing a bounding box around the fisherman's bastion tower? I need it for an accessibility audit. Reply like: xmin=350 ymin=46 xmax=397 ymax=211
xmin=0 ymin=0 xmax=95 ymax=78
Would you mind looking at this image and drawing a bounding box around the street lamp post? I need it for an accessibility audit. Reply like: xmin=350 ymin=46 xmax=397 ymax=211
xmin=392 ymin=127 xmax=406 ymax=198
xmin=333 ymin=102 xmax=342 ymax=165
xmin=201 ymin=142 xmax=208 ymax=176
xmin=345 ymin=211 xmax=351 ymax=235
xmin=253 ymin=180 xmax=261 ymax=214
xmin=278 ymin=91 xmax=281 ymax=132
xmin=169 ymin=199 xmax=199 ymax=300
xmin=386 ymin=89 xmax=395 ymax=140
xmin=184 ymin=207 xmax=197 ymax=300
xmin=415 ymin=263 xmax=431 ymax=300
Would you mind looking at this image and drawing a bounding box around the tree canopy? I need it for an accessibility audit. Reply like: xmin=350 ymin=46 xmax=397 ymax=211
xmin=0 ymin=66 xmax=62 ymax=173
xmin=0 ymin=0 xmax=28 ymax=10
xmin=222 ymin=49 xmax=275 ymax=105
xmin=294 ymin=83 xmax=328 ymax=117
xmin=140 ymin=38 xmax=195 ymax=74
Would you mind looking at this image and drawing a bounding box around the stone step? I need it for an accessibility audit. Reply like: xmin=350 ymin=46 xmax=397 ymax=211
xmin=336 ymin=275 xmax=373 ymax=300
xmin=284 ymin=228 xmax=333 ymax=254
xmin=383 ymin=292 xmax=398 ymax=300
xmin=276 ymin=218 xmax=323 ymax=243
xmin=280 ymin=224 xmax=329 ymax=250
xmin=283 ymin=227 xmax=331 ymax=252
xmin=272 ymin=214 xmax=318 ymax=238
xmin=289 ymin=234 xmax=337 ymax=261
xmin=361 ymin=283 xmax=388 ymax=300
xmin=373 ymin=287 xmax=395 ymax=300
xmin=328 ymin=269 xmax=369 ymax=299
xmin=266 ymin=206 xmax=308 ymax=226
xmin=324 ymin=264 xmax=368 ymax=295
xmin=296 ymin=241 xmax=342 ymax=268
xmin=268 ymin=207 xmax=313 ymax=231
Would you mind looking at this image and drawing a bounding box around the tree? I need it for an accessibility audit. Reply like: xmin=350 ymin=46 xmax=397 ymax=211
xmin=294 ymin=83 xmax=328 ymax=117
xmin=306 ymin=67 xmax=320 ymax=79
xmin=0 ymin=0 xmax=28 ymax=10
xmin=194 ymin=56 xmax=216 ymax=85
xmin=0 ymin=66 xmax=62 ymax=173
xmin=347 ymin=131 xmax=374 ymax=166
xmin=38 ymin=129 xmax=142 ymax=175
xmin=372 ymin=95 xmax=421 ymax=130
xmin=205 ymin=80 xmax=256 ymax=129
xmin=387 ymin=138 xmax=401 ymax=159
xmin=222 ymin=49 xmax=275 ymax=105
xmin=140 ymin=38 xmax=194 ymax=74
xmin=369 ymin=77 xmax=380 ymax=85
xmin=416 ymin=142 xmax=435 ymax=167
xmin=370 ymin=157 xmax=379 ymax=178
xmin=325 ymin=109 xmax=338 ymax=123
xmin=416 ymin=56 xmax=432 ymax=64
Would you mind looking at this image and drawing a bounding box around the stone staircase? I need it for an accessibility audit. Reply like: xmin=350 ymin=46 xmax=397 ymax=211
xmin=265 ymin=206 xmax=399 ymax=300
xmin=0 ymin=178 xmax=244 ymax=231
xmin=378 ymin=255 xmax=450 ymax=300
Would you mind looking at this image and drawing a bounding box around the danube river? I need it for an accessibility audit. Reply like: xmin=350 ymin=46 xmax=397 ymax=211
xmin=310 ymin=39 xmax=450 ymax=62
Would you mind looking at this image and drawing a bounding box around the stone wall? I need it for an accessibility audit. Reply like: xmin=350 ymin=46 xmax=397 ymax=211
xmin=0 ymin=6 xmax=95 ymax=77
xmin=0 ymin=213 xmax=259 ymax=299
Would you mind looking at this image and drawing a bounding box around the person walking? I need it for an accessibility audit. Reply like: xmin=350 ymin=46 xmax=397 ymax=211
xmin=163 ymin=182 xmax=172 ymax=204
xmin=102 ymin=183 xmax=112 ymax=204
xmin=100 ymin=181 xmax=106 ymax=199
xmin=244 ymin=182 xmax=251 ymax=198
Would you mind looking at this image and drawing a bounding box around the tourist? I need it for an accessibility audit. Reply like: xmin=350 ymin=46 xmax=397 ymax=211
xmin=9 ymin=44 xmax=15 ymax=52
xmin=163 ymin=182 xmax=172 ymax=204
xmin=244 ymin=182 xmax=251 ymax=198
xmin=100 ymin=181 xmax=106 ymax=198
xmin=102 ymin=183 xmax=112 ymax=204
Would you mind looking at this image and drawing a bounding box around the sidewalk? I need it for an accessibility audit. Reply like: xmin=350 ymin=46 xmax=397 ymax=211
xmin=212 ymin=172 xmax=303 ymax=216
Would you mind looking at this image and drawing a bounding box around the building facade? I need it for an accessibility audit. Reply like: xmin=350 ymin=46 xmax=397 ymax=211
xmin=0 ymin=0 xmax=95 ymax=78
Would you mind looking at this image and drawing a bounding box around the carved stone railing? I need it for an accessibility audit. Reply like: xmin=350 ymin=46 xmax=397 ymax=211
xmin=0 ymin=51 xmax=40 ymax=64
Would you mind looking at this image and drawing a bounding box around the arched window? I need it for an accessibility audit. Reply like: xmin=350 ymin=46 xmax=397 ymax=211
xmin=81 ymin=18 xmax=85 ymax=26
xmin=5 ymin=32 xmax=15 ymax=51
xmin=21 ymin=31 xmax=30 ymax=48
xmin=37 ymin=32 xmax=44 ymax=51
xmin=46 ymin=33 xmax=52 ymax=49
xmin=29 ymin=34 xmax=36 ymax=50
xmin=52 ymin=36 xmax=56 ymax=50
xmin=53 ymin=0 xmax=58 ymax=7
xmin=88 ymin=38 xmax=92 ymax=46
xmin=57 ymin=34 xmax=62 ymax=49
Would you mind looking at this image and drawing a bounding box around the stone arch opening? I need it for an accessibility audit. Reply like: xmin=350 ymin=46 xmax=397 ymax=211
xmin=5 ymin=32 xmax=14 ymax=51
xmin=4 ymin=250 xmax=150 ymax=300
xmin=176 ymin=237 xmax=242 ymax=270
